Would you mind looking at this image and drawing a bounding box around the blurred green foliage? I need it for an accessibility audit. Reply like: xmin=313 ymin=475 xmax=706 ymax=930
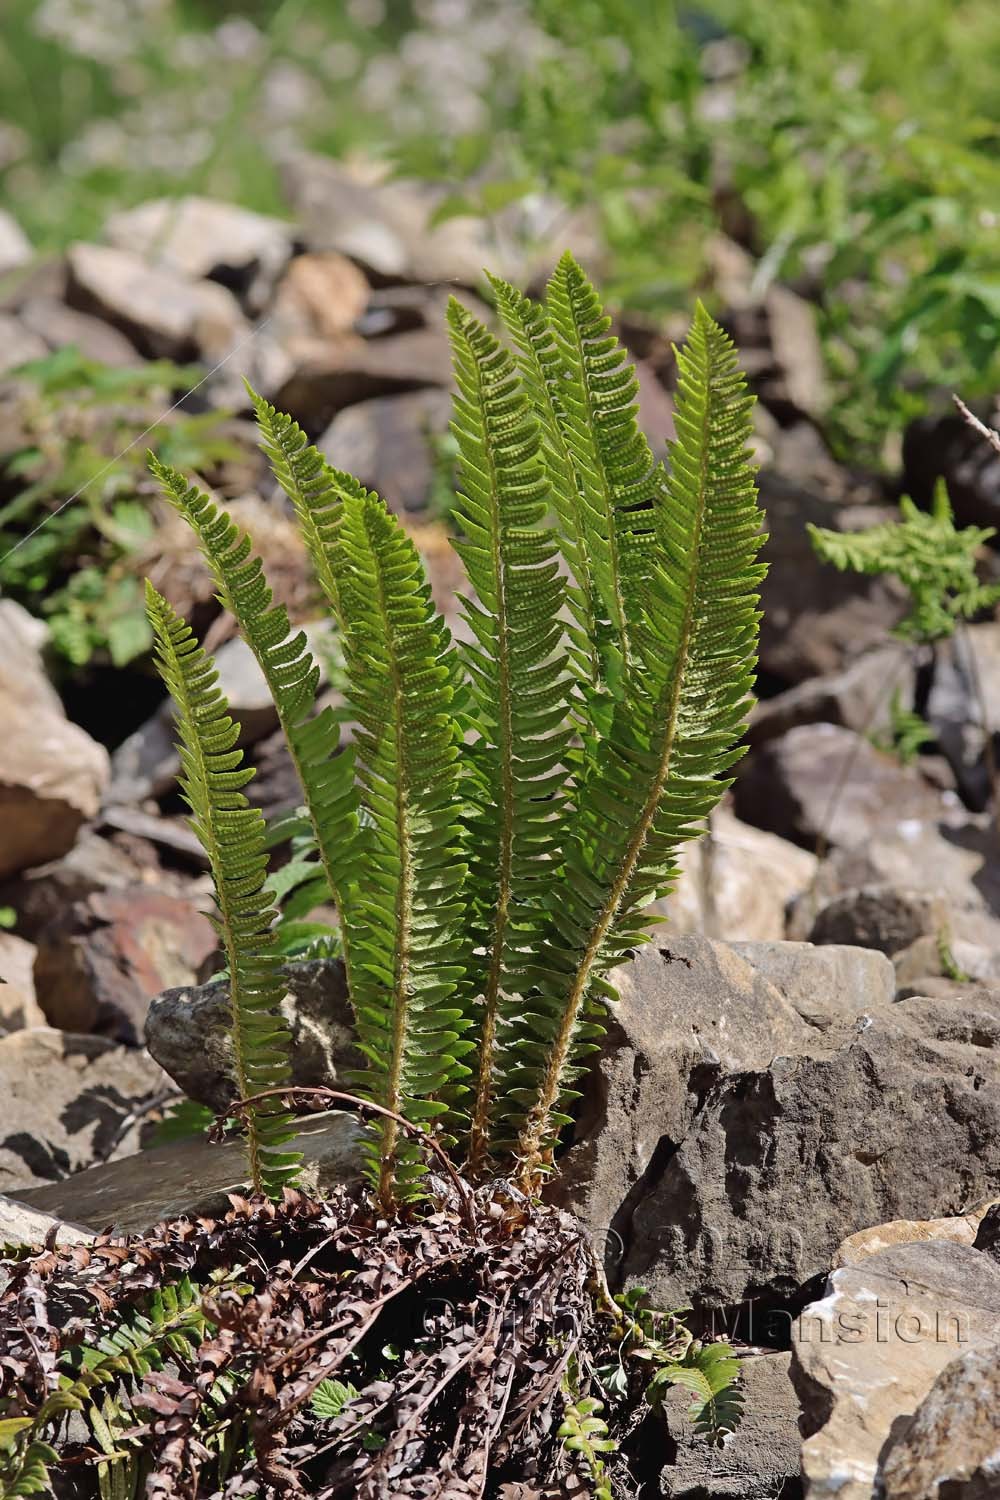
xmin=0 ymin=349 xmax=240 ymax=666
xmin=1 ymin=0 xmax=998 ymax=467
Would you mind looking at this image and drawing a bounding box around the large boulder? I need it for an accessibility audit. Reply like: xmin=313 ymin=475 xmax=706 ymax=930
xmin=0 ymin=1028 xmax=170 ymax=1193
xmin=145 ymin=959 xmax=359 ymax=1111
xmin=0 ymin=600 xmax=109 ymax=879
xmin=623 ymin=990 xmax=1000 ymax=1308
xmin=551 ymin=936 xmax=896 ymax=1287
xmin=555 ymin=934 xmax=1000 ymax=1315
xmin=791 ymin=1242 xmax=1000 ymax=1500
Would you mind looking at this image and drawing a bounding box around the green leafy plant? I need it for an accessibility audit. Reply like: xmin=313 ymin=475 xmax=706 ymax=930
xmin=146 ymin=252 xmax=763 ymax=1210
xmin=871 ymin=689 xmax=933 ymax=767
xmin=809 ymin=478 xmax=1000 ymax=848
xmin=0 ymin=253 xmax=758 ymax=1500
xmin=808 ymin=481 xmax=1000 ymax=644
xmin=0 ymin=348 xmax=239 ymax=667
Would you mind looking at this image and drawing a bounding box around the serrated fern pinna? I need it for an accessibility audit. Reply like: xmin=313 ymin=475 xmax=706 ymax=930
xmin=147 ymin=253 xmax=764 ymax=1207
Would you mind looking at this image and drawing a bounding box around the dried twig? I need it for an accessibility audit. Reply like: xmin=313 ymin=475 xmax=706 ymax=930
xmin=953 ymin=394 xmax=1000 ymax=458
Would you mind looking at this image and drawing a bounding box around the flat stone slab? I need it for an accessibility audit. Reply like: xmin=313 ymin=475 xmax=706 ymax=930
xmin=13 ymin=1110 xmax=362 ymax=1235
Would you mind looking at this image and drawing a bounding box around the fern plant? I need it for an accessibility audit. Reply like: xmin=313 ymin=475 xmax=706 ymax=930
xmin=809 ymin=478 xmax=1000 ymax=832
xmin=808 ymin=480 xmax=1000 ymax=643
xmin=147 ymin=252 xmax=763 ymax=1211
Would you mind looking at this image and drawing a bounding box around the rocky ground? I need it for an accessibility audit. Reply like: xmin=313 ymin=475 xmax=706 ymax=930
xmin=3 ymin=165 xmax=1000 ymax=1497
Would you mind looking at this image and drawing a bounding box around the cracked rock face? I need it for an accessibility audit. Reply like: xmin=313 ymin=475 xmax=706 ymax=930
xmin=145 ymin=959 xmax=360 ymax=1111
xmin=553 ymin=935 xmax=1000 ymax=1314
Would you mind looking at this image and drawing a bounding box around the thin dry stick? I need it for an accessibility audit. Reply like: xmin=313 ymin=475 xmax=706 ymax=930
xmin=953 ymin=393 xmax=1000 ymax=831
xmin=225 ymin=1084 xmax=476 ymax=1223
xmin=953 ymin=394 xmax=1000 ymax=458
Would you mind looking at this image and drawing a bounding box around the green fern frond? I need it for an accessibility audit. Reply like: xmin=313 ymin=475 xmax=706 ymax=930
xmin=335 ymin=488 xmax=472 ymax=1207
xmin=510 ymin=303 xmax=764 ymax=1179
xmin=447 ymin=298 xmax=571 ymax=1170
xmin=150 ymin=459 xmax=359 ymax=991
xmin=248 ymin=386 xmax=350 ymax=632
xmin=557 ymin=1390 xmax=614 ymax=1500
xmin=544 ymin=250 xmax=666 ymax=687
xmin=0 ymin=1436 xmax=57 ymax=1498
xmin=808 ymin=480 xmax=1000 ymax=642
xmin=646 ymin=1342 xmax=744 ymax=1444
xmin=145 ymin=583 xmax=299 ymax=1197
xmin=488 ymin=271 xmax=603 ymax=697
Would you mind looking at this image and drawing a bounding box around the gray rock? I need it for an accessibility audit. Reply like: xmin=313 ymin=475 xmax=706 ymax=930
xmin=104 ymin=196 xmax=294 ymax=313
xmin=623 ymin=991 xmax=1000 ymax=1308
xmin=273 ymin=327 xmax=453 ymax=433
xmin=551 ymin=936 xmax=818 ymax=1279
xmin=0 ymin=1028 xmax=170 ymax=1193
xmin=282 ymin=153 xmax=494 ymax=287
xmin=0 ymin=1193 xmax=92 ymax=1250
xmin=757 ymin=472 xmax=904 ymax=686
xmin=926 ymin=621 xmax=1000 ymax=812
xmin=894 ymin=932 xmax=1000 ymax=995
xmin=319 ymin=388 xmax=453 ymax=514
xmin=145 ymin=959 xmax=359 ymax=1111
xmin=0 ymin=312 xmax=46 ymax=373
xmin=108 ymin=710 xmax=182 ymax=804
xmin=659 ymin=1351 xmax=801 ymax=1498
xmin=66 ymin=242 xmax=249 ymax=363
xmin=108 ymin=620 xmax=334 ymax=802
xmin=19 ymin=295 xmax=140 ymax=365
xmin=792 ymin=1243 xmax=1000 ymax=1500
xmin=734 ymin=722 xmax=943 ymax=851
xmin=880 ymin=1345 xmax=1000 ymax=1499
xmin=0 ymin=599 xmax=109 ymax=879
xmin=809 ymin=884 xmax=949 ymax=956
xmin=0 ymin=210 xmax=32 ymax=275
xmin=748 ymin=642 xmax=914 ymax=747
xmin=731 ymin=938 xmax=895 ymax=1019
xmin=664 ymin=806 xmax=816 ymax=942
xmin=558 ymin=937 xmax=907 ymax=1293
xmin=13 ymin=1110 xmax=361 ymax=1235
